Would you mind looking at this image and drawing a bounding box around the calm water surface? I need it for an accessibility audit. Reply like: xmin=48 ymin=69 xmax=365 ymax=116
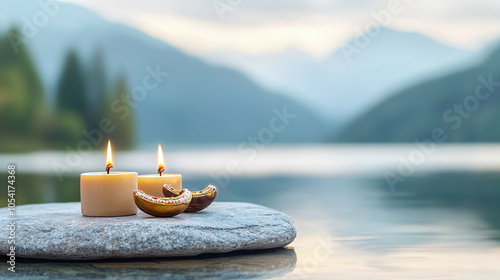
xmin=2 ymin=173 xmax=500 ymax=279
xmin=2 ymin=146 xmax=500 ymax=279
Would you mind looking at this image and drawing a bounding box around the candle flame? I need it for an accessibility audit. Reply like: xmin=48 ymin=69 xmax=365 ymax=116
xmin=158 ymin=144 xmax=166 ymax=176
xmin=106 ymin=140 xmax=113 ymax=174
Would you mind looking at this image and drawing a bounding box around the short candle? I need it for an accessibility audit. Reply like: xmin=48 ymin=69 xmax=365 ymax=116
xmin=80 ymin=140 xmax=138 ymax=217
xmin=138 ymin=144 xmax=182 ymax=197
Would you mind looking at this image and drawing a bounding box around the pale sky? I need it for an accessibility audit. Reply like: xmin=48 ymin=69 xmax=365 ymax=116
xmin=65 ymin=0 xmax=500 ymax=58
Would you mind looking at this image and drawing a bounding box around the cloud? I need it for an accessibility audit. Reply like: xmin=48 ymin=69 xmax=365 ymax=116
xmin=65 ymin=0 xmax=500 ymax=57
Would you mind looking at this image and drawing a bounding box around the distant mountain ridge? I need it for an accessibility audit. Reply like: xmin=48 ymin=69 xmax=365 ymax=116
xmin=202 ymin=28 xmax=476 ymax=121
xmin=2 ymin=1 xmax=328 ymax=145
xmin=335 ymin=45 xmax=500 ymax=143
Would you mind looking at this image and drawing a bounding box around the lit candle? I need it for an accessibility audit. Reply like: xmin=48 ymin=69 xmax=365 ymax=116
xmin=138 ymin=144 xmax=182 ymax=197
xmin=80 ymin=140 xmax=138 ymax=217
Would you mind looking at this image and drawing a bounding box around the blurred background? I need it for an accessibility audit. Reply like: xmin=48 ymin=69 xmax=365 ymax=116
xmin=2 ymin=0 xmax=500 ymax=278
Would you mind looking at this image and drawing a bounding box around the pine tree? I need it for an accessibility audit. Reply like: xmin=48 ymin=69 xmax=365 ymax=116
xmin=0 ymin=27 xmax=46 ymax=148
xmin=104 ymin=74 xmax=135 ymax=150
xmin=56 ymin=49 xmax=89 ymax=128
xmin=87 ymin=48 xmax=108 ymax=131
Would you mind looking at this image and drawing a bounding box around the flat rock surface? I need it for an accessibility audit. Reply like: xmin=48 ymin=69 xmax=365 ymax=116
xmin=0 ymin=202 xmax=296 ymax=260
xmin=0 ymin=248 xmax=296 ymax=279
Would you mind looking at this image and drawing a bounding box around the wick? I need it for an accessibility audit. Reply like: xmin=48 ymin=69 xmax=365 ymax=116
xmin=106 ymin=164 xmax=113 ymax=174
xmin=159 ymin=171 xmax=162 ymax=177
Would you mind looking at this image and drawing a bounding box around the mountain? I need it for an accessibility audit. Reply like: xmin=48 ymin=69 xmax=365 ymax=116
xmin=201 ymin=28 xmax=475 ymax=120
xmin=335 ymin=45 xmax=500 ymax=143
xmin=2 ymin=1 xmax=328 ymax=145
xmin=202 ymin=48 xmax=321 ymax=110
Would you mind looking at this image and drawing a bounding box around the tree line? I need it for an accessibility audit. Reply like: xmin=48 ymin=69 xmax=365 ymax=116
xmin=0 ymin=27 xmax=134 ymax=152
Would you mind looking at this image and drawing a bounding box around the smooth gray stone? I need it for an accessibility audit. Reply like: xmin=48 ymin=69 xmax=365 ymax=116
xmin=0 ymin=248 xmax=296 ymax=280
xmin=0 ymin=202 xmax=296 ymax=260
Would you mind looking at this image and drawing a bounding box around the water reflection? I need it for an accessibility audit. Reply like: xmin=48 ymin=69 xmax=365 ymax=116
xmin=271 ymin=173 xmax=500 ymax=279
xmin=0 ymin=248 xmax=296 ymax=279
xmin=3 ymin=172 xmax=500 ymax=279
xmin=382 ymin=172 xmax=500 ymax=240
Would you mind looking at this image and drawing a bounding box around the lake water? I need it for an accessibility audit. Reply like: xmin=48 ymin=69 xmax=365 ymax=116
xmin=1 ymin=145 xmax=500 ymax=279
